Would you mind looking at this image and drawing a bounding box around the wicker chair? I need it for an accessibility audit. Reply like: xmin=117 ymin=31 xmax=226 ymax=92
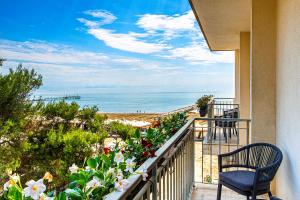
xmin=217 ymin=143 xmax=283 ymax=200
xmin=214 ymin=108 xmax=239 ymax=142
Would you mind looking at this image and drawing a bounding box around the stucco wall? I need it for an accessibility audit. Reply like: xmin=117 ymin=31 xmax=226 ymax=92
xmin=251 ymin=0 xmax=276 ymax=144
xmin=276 ymin=0 xmax=300 ymax=198
xmin=239 ymin=32 xmax=250 ymax=119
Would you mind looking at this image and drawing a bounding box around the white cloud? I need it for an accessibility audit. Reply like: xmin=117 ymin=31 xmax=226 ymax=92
xmin=84 ymin=10 xmax=117 ymax=24
xmin=0 ymin=40 xmax=109 ymax=66
xmin=76 ymin=9 xmax=234 ymax=63
xmin=136 ymin=11 xmax=196 ymax=38
xmin=77 ymin=18 xmax=100 ymax=28
xmin=166 ymin=42 xmax=234 ymax=64
xmin=87 ymin=28 xmax=167 ymax=54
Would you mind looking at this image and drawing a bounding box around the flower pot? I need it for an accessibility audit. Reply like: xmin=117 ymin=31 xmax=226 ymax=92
xmin=199 ymin=106 xmax=208 ymax=117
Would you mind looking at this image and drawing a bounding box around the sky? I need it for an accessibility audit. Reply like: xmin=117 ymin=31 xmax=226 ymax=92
xmin=0 ymin=0 xmax=235 ymax=96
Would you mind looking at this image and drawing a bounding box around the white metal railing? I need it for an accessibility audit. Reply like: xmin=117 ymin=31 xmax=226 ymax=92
xmin=105 ymin=119 xmax=195 ymax=200
xmin=209 ymin=98 xmax=239 ymax=117
xmin=105 ymin=117 xmax=250 ymax=199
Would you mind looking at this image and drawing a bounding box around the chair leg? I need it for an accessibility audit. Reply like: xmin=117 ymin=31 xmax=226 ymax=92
xmin=225 ymin=129 xmax=228 ymax=143
xmin=217 ymin=183 xmax=222 ymax=200
xmin=214 ymin=127 xmax=217 ymax=140
xmin=268 ymin=191 xmax=273 ymax=197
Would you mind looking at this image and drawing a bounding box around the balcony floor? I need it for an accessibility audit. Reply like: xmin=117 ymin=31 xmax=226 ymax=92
xmin=191 ymin=183 xmax=269 ymax=200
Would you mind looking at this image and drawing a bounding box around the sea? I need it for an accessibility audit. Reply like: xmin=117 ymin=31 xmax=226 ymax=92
xmin=34 ymin=86 xmax=232 ymax=113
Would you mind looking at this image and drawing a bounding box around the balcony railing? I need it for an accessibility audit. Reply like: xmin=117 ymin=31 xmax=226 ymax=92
xmin=105 ymin=116 xmax=250 ymax=200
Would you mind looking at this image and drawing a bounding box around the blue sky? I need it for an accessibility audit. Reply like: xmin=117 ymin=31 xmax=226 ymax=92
xmin=0 ymin=0 xmax=234 ymax=96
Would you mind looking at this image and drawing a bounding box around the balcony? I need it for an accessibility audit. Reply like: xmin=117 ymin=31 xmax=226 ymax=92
xmin=105 ymin=99 xmax=252 ymax=200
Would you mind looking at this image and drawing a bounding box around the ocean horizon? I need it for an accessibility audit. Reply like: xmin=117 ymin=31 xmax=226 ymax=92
xmin=33 ymin=86 xmax=233 ymax=113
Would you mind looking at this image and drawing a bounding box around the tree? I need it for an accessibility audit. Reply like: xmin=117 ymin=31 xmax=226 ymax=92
xmin=0 ymin=64 xmax=42 ymax=121
xmin=0 ymin=63 xmax=42 ymax=182
xmin=0 ymin=58 xmax=6 ymax=66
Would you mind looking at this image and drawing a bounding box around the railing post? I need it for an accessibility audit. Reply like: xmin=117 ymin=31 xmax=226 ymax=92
xmin=192 ymin=120 xmax=195 ymax=187
xmin=152 ymin=164 xmax=158 ymax=200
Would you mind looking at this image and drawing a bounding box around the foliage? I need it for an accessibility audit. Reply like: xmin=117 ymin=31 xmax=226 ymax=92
xmin=0 ymin=58 xmax=6 ymax=66
xmin=0 ymin=64 xmax=42 ymax=186
xmin=1 ymin=112 xmax=188 ymax=199
xmin=0 ymin=61 xmax=109 ymax=191
xmin=0 ymin=64 xmax=42 ymax=121
xmin=40 ymin=101 xmax=80 ymax=121
xmin=108 ymin=121 xmax=137 ymax=140
xmin=196 ymin=95 xmax=213 ymax=109
xmin=20 ymin=128 xmax=107 ymax=189
xmin=78 ymin=106 xmax=107 ymax=133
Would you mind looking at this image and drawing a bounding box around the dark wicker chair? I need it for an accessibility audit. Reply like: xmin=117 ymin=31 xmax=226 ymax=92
xmin=214 ymin=108 xmax=239 ymax=142
xmin=217 ymin=143 xmax=283 ymax=200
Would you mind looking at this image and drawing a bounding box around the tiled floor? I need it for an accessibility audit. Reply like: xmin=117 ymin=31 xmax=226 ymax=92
xmin=191 ymin=183 xmax=269 ymax=200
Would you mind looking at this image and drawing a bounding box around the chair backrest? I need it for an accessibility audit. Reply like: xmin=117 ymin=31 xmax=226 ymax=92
xmin=223 ymin=108 xmax=239 ymax=119
xmin=247 ymin=143 xmax=283 ymax=183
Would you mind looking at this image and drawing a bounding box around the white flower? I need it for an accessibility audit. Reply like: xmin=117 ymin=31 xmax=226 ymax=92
xmin=136 ymin=168 xmax=148 ymax=181
xmin=85 ymin=177 xmax=103 ymax=190
xmin=85 ymin=166 xmax=91 ymax=171
xmin=114 ymin=151 xmax=124 ymax=164
xmin=119 ymin=141 xmax=126 ymax=148
xmin=69 ymin=164 xmax=79 ymax=174
xmin=117 ymin=169 xmax=123 ymax=180
xmin=106 ymin=167 xmax=116 ymax=177
xmin=23 ymin=179 xmax=46 ymax=200
xmin=39 ymin=193 xmax=55 ymax=200
xmin=108 ymin=142 xmax=116 ymax=150
xmin=114 ymin=179 xmax=130 ymax=192
xmin=125 ymin=157 xmax=136 ymax=173
xmin=3 ymin=174 xmax=20 ymax=191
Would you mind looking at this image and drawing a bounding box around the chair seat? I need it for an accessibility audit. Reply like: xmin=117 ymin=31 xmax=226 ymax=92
xmin=219 ymin=170 xmax=255 ymax=191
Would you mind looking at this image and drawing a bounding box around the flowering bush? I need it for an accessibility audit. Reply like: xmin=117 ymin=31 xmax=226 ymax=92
xmin=1 ymin=112 xmax=187 ymax=199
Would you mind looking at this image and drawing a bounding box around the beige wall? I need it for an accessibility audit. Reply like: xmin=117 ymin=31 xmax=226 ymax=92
xmin=276 ymin=0 xmax=300 ymax=198
xmin=251 ymin=0 xmax=276 ymax=144
xmin=239 ymin=32 xmax=250 ymax=119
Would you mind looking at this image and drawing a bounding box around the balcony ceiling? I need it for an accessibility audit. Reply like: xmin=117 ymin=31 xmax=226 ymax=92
xmin=189 ymin=0 xmax=251 ymax=51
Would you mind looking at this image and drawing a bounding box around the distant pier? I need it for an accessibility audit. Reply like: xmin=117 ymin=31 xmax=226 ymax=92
xmin=33 ymin=95 xmax=81 ymax=101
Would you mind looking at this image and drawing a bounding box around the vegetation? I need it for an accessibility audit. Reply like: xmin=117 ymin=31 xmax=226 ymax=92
xmin=0 ymin=61 xmax=108 ymax=190
xmin=196 ymin=95 xmax=213 ymax=110
xmin=108 ymin=121 xmax=137 ymax=140
xmin=1 ymin=112 xmax=187 ymax=199
xmin=0 ymin=60 xmax=189 ymax=199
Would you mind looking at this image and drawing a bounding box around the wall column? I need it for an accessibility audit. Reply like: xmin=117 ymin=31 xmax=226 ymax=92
xmin=251 ymin=0 xmax=276 ymax=143
xmin=239 ymin=32 xmax=250 ymax=119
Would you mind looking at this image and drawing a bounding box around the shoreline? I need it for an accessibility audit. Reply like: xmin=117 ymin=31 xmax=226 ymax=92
xmin=99 ymin=104 xmax=199 ymax=126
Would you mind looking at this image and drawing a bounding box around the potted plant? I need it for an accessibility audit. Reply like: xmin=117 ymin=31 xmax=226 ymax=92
xmin=196 ymin=95 xmax=213 ymax=117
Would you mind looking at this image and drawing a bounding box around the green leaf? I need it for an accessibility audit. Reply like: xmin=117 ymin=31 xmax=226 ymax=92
xmin=94 ymin=171 xmax=104 ymax=180
xmin=134 ymin=129 xmax=141 ymax=138
xmin=65 ymin=189 xmax=82 ymax=199
xmin=87 ymin=158 xmax=98 ymax=169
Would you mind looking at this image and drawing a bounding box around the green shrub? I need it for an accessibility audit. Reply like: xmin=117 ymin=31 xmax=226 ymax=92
xmin=109 ymin=121 xmax=137 ymax=140
xmin=19 ymin=128 xmax=108 ymax=189
xmin=78 ymin=106 xmax=107 ymax=133
xmin=40 ymin=100 xmax=80 ymax=121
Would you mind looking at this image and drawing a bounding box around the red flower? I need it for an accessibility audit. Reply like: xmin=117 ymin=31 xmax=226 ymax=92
xmin=152 ymin=120 xmax=161 ymax=128
xmin=142 ymin=151 xmax=149 ymax=157
xmin=149 ymin=149 xmax=156 ymax=157
xmin=104 ymin=147 xmax=110 ymax=154
xmin=141 ymin=138 xmax=153 ymax=148
xmin=172 ymin=128 xmax=177 ymax=134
